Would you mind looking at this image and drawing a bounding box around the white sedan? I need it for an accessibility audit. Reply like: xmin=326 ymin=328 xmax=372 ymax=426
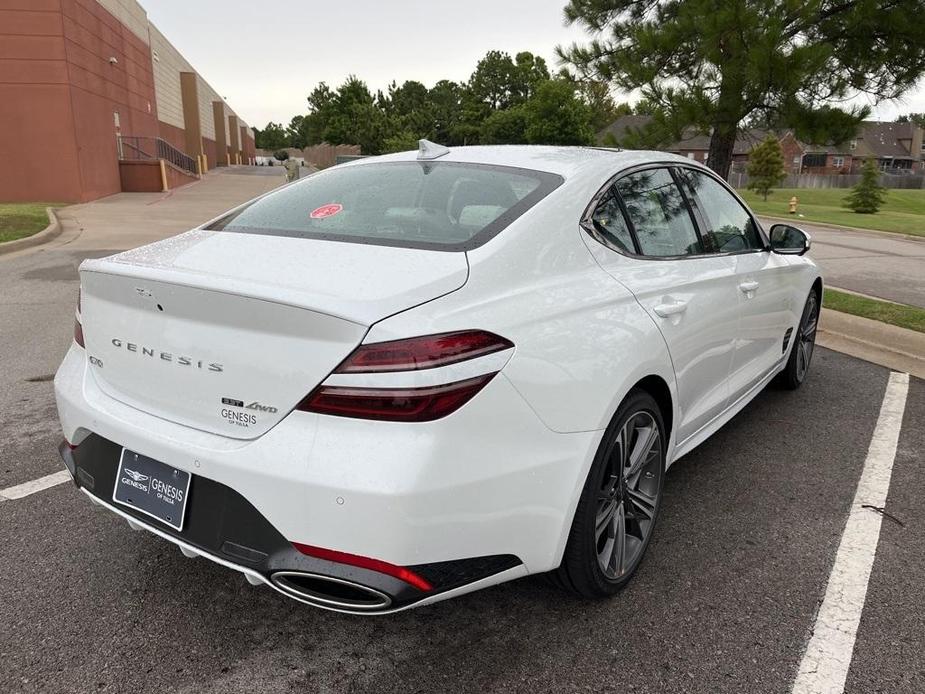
xmin=55 ymin=142 xmax=821 ymax=614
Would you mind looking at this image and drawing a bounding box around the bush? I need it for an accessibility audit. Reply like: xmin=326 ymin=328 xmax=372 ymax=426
xmin=846 ymin=159 xmax=886 ymax=214
xmin=273 ymin=150 xmax=289 ymax=162
xmin=746 ymin=136 xmax=786 ymax=201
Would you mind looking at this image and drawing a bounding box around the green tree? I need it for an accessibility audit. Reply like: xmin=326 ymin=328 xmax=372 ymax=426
xmin=522 ymin=80 xmax=594 ymax=145
xmin=303 ymin=82 xmax=336 ymax=146
xmin=897 ymin=113 xmax=925 ymax=128
xmin=256 ymin=122 xmax=288 ymax=150
xmin=428 ymin=80 xmax=465 ymax=144
xmin=381 ymin=131 xmax=420 ymax=154
xmin=287 ymin=115 xmax=308 ymax=149
xmin=382 ymin=80 xmax=435 ymax=141
xmin=480 ymin=106 xmax=529 ymax=144
xmin=746 ymin=136 xmax=787 ymax=201
xmin=560 ymin=0 xmax=925 ymax=178
xmin=846 ymin=159 xmax=887 ymax=214
xmin=308 ymin=77 xmax=388 ymax=154
xmin=469 ymin=50 xmax=548 ymax=112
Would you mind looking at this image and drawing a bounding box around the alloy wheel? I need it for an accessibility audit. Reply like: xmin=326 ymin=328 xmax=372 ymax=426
xmin=595 ymin=411 xmax=662 ymax=580
xmin=796 ymin=292 xmax=819 ymax=382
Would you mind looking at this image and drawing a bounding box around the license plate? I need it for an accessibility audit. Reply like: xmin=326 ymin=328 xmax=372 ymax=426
xmin=113 ymin=449 xmax=191 ymax=531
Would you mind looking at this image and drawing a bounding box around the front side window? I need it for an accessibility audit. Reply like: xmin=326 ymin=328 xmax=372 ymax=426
xmin=209 ymin=162 xmax=562 ymax=251
xmin=615 ymin=168 xmax=702 ymax=257
xmin=679 ymin=169 xmax=764 ymax=253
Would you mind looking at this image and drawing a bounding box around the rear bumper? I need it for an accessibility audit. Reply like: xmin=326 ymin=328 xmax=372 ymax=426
xmin=55 ymin=343 xmax=600 ymax=611
xmin=59 ymin=435 xmax=521 ymax=613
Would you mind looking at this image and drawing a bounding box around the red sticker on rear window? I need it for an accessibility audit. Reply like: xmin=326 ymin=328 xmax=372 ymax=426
xmin=310 ymin=203 xmax=343 ymax=219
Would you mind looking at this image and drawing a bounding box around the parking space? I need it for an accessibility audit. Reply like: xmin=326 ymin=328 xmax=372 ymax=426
xmin=1 ymin=175 xmax=922 ymax=692
xmin=1 ymin=345 xmax=922 ymax=693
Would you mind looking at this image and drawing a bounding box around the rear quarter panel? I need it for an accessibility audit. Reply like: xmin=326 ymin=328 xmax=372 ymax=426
xmin=365 ymin=179 xmax=678 ymax=439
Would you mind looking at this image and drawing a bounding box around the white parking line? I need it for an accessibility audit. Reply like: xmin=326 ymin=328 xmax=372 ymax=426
xmin=792 ymin=371 xmax=910 ymax=694
xmin=0 ymin=470 xmax=71 ymax=501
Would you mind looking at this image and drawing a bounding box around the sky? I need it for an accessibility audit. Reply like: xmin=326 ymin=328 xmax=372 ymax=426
xmin=140 ymin=0 xmax=925 ymax=130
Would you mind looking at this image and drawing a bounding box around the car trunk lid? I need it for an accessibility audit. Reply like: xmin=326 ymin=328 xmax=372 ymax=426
xmin=78 ymin=230 xmax=468 ymax=439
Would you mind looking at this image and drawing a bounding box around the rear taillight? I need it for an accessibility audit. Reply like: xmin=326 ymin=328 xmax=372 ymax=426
xmin=297 ymin=330 xmax=513 ymax=422
xmin=334 ymin=330 xmax=513 ymax=373
xmin=74 ymin=288 xmax=84 ymax=348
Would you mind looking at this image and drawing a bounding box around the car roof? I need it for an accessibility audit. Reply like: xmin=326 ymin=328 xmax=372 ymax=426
xmin=351 ymin=145 xmax=699 ymax=179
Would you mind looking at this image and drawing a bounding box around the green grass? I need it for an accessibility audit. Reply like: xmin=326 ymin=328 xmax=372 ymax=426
xmin=737 ymin=187 xmax=925 ymax=237
xmin=0 ymin=203 xmax=61 ymax=244
xmin=823 ymin=288 xmax=925 ymax=333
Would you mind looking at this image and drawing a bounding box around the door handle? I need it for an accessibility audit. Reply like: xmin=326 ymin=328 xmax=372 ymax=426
xmin=739 ymin=280 xmax=760 ymax=294
xmin=653 ymin=300 xmax=688 ymax=318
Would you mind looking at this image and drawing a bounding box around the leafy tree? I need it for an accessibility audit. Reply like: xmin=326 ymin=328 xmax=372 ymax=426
xmin=747 ymin=136 xmax=787 ymax=200
xmin=480 ymin=107 xmax=529 ymax=144
xmin=522 ymin=80 xmax=594 ymax=146
xmin=256 ymin=122 xmax=288 ymax=151
xmin=307 ymin=77 xmax=388 ymax=154
xmin=469 ymin=50 xmax=519 ymax=111
xmin=846 ymin=159 xmax=887 ymax=214
xmin=287 ymin=115 xmax=308 ymax=149
xmin=428 ymin=80 xmax=465 ymax=144
xmin=382 ymin=80 xmax=435 ymax=141
xmin=469 ymin=50 xmax=549 ymax=112
xmin=512 ymin=51 xmax=550 ymax=103
xmin=381 ymin=131 xmax=420 ymax=154
xmin=302 ymin=82 xmax=337 ymax=146
xmin=897 ymin=113 xmax=925 ymax=128
xmin=559 ymin=0 xmax=925 ymax=178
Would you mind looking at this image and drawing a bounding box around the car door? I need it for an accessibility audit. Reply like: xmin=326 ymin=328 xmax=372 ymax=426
xmin=678 ymin=168 xmax=799 ymax=404
xmin=583 ymin=166 xmax=740 ymax=445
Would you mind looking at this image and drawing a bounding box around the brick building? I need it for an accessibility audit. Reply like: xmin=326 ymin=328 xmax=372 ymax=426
xmin=0 ymin=0 xmax=256 ymax=203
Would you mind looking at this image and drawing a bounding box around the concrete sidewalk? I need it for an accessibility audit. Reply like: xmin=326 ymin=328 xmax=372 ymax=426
xmin=15 ymin=166 xmax=283 ymax=258
xmin=818 ymin=308 xmax=925 ymax=379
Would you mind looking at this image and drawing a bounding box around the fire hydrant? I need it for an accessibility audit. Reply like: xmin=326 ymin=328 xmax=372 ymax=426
xmin=789 ymin=196 xmax=798 ymax=214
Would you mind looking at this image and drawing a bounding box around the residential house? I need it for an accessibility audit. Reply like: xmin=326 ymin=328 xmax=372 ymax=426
xmin=778 ymin=132 xmax=853 ymax=175
xmin=848 ymin=122 xmax=924 ymax=173
xmin=597 ymin=116 xmax=855 ymax=175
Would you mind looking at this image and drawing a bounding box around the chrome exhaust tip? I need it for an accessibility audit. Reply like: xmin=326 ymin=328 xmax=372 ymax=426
xmin=270 ymin=571 xmax=392 ymax=612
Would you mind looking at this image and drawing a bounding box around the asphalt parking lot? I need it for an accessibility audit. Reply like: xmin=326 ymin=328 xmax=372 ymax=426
xmin=1 ymin=175 xmax=923 ymax=693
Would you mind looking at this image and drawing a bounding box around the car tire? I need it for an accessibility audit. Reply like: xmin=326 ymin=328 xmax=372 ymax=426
xmin=778 ymin=289 xmax=820 ymax=391
xmin=554 ymin=389 xmax=666 ymax=598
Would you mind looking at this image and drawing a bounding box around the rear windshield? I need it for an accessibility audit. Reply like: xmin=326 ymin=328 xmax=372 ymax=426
xmin=208 ymin=161 xmax=563 ymax=251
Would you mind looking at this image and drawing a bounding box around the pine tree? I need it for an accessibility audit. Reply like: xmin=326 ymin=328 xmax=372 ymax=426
xmin=746 ymin=136 xmax=786 ymax=201
xmin=846 ymin=159 xmax=886 ymax=214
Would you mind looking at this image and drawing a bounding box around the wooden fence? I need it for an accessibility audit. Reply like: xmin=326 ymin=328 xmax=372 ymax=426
xmin=727 ymin=172 xmax=925 ymax=190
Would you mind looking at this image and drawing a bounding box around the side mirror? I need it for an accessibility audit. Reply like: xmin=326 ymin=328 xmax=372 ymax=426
xmin=769 ymin=224 xmax=811 ymax=255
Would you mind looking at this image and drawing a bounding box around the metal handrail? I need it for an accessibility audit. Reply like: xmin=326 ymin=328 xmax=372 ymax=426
xmin=117 ymin=136 xmax=198 ymax=176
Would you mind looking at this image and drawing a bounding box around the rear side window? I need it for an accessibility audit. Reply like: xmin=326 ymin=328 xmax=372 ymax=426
xmin=209 ymin=162 xmax=563 ymax=251
xmin=615 ymin=169 xmax=702 ymax=257
xmin=679 ymin=169 xmax=764 ymax=252
xmin=589 ymin=191 xmax=636 ymax=254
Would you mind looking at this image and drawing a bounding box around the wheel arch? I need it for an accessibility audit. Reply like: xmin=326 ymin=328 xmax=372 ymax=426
xmin=633 ymin=374 xmax=674 ymax=446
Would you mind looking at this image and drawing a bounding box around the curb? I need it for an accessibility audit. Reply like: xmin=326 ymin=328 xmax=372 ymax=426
xmin=758 ymin=215 xmax=925 ymax=243
xmin=818 ymin=308 xmax=925 ymax=379
xmin=0 ymin=207 xmax=63 ymax=256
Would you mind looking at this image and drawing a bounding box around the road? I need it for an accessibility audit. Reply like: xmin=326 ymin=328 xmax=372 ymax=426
xmin=760 ymin=217 xmax=925 ymax=308
xmin=0 ymin=173 xmax=922 ymax=693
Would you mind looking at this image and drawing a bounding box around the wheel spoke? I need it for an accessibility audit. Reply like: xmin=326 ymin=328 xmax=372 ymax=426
xmin=596 ymin=498 xmax=617 ymax=538
xmin=609 ymin=501 xmax=626 ymax=577
xmin=626 ymin=487 xmax=656 ymax=521
xmin=625 ymin=424 xmax=658 ymax=481
xmin=803 ymin=316 xmax=817 ymax=338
